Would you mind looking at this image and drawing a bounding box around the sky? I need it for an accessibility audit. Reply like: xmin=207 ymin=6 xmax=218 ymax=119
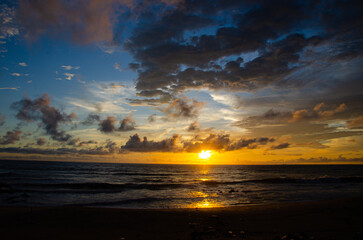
xmin=0 ymin=0 xmax=362 ymax=164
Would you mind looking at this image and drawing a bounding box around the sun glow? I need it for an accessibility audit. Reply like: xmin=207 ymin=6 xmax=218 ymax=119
xmin=199 ymin=150 xmax=212 ymax=159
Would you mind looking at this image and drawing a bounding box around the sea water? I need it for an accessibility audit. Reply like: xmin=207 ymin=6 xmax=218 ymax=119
xmin=1 ymin=160 xmax=363 ymax=208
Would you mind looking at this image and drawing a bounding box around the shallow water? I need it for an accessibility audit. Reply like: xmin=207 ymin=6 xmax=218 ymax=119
xmin=1 ymin=160 xmax=363 ymax=208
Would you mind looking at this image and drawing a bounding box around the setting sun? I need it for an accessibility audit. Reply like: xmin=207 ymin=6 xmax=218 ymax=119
xmin=199 ymin=150 xmax=212 ymax=159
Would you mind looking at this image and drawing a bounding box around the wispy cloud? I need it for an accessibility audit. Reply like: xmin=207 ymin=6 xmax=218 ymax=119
xmin=61 ymin=65 xmax=80 ymax=70
xmin=18 ymin=62 xmax=27 ymax=67
xmin=64 ymin=73 xmax=75 ymax=80
xmin=0 ymin=87 xmax=19 ymax=90
xmin=114 ymin=62 xmax=122 ymax=71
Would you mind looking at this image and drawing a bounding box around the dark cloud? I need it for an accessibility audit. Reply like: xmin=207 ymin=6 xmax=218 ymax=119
xmin=104 ymin=139 xmax=119 ymax=153
xmin=67 ymin=138 xmax=80 ymax=146
xmin=120 ymin=133 xmax=278 ymax=153
xmin=119 ymin=115 xmax=136 ymax=131
xmin=183 ymin=134 xmax=275 ymax=153
xmin=36 ymin=138 xmax=46 ymax=146
xmin=99 ymin=116 xmax=117 ymax=133
xmin=187 ymin=121 xmax=200 ymax=132
xmin=161 ymin=97 xmax=205 ymax=120
xmin=121 ymin=134 xmax=180 ymax=152
xmin=148 ymin=114 xmax=157 ymax=123
xmin=99 ymin=115 xmax=136 ymax=133
xmin=127 ymin=91 xmax=172 ymax=106
xmin=17 ymin=0 xmax=121 ymax=44
xmin=16 ymin=0 xmax=186 ymax=45
xmin=79 ymin=140 xmax=98 ymax=146
xmin=120 ymin=0 xmax=362 ymax=101
xmin=269 ymin=142 xmax=290 ymax=150
xmin=235 ymin=103 xmax=348 ymax=128
xmin=0 ymin=145 xmax=118 ymax=155
xmin=0 ymin=130 xmax=22 ymax=145
xmin=81 ymin=113 xmax=101 ymax=125
xmin=0 ymin=112 xmax=5 ymax=126
xmin=347 ymin=116 xmax=363 ymax=128
xmin=126 ymin=1 xmax=321 ymax=93
xmin=11 ymin=93 xmax=77 ymax=142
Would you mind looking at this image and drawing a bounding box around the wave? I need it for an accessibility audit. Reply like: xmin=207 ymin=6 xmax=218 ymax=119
xmin=199 ymin=176 xmax=363 ymax=185
xmin=75 ymin=197 xmax=170 ymax=207
xmin=112 ymin=172 xmax=174 ymax=176
xmin=17 ymin=182 xmax=192 ymax=193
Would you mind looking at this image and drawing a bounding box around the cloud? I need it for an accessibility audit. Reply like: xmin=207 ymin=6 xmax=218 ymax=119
xmin=114 ymin=62 xmax=122 ymax=71
xmin=116 ymin=0 xmax=362 ymax=107
xmin=0 ymin=112 xmax=5 ymax=126
xmin=183 ymin=134 xmax=276 ymax=153
xmin=61 ymin=65 xmax=80 ymax=70
xmin=147 ymin=114 xmax=157 ymax=123
xmin=187 ymin=121 xmax=200 ymax=132
xmin=0 ymin=130 xmax=22 ymax=145
xmin=11 ymin=73 xmax=21 ymax=76
xmin=11 ymin=93 xmax=77 ymax=142
xmin=127 ymin=90 xmax=172 ymax=106
xmin=99 ymin=115 xmax=136 ymax=133
xmin=99 ymin=116 xmax=117 ymax=133
xmin=290 ymin=103 xmax=347 ymax=122
xmin=17 ymin=0 xmax=119 ymax=44
xmin=19 ymin=62 xmax=27 ymax=67
xmin=121 ymin=134 xmax=180 ymax=152
xmin=36 ymin=138 xmax=46 ymax=146
xmin=235 ymin=103 xmax=348 ymax=128
xmin=120 ymin=132 xmax=279 ymax=153
xmin=119 ymin=115 xmax=136 ymax=131
xmin=0 ymin=145 xmax=119 ymax=155
xmin=16 ymin=0 xmax=186 ymax=45
xmin=79 ymin=140 xmax=98 ymax=146
xmin=81 ymin=113 xmax=101 ymax=125
xmin=269 ymin=142 xmax=290 ymax=150
xmin=64 ymin=73 xmax=75 ymax=80
xmin=347 ymin=116 xmax=363 ymax=128
xmin=161 ymin=97 xmax=205 ymax=120
xmin=0 ymin=4 xmax=19 ymax=40
xmin=0 ymin=87 xmax=19 ymax=90
xmin=126 ymin=1 xmax=324 ymax=94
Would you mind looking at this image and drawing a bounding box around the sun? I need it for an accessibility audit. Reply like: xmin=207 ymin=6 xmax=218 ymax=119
xmin=199 ymin=150 xmax=212 ymax=159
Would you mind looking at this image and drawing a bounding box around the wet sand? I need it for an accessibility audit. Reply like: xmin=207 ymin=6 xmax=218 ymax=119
xmin=1 ymin=197 xmax=362 ymax=240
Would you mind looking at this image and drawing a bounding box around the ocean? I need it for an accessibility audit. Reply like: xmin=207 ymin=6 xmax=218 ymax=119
xmin=1 ymin=160 xmax=363 ymax=208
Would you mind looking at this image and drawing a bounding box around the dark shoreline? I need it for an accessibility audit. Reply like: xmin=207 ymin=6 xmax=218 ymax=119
xmin=1 ymin=196 xmax=363 ymax=240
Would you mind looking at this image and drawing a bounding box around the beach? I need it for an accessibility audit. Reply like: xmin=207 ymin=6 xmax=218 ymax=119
xmin=1 ymin=196 xmax=362 ymax=240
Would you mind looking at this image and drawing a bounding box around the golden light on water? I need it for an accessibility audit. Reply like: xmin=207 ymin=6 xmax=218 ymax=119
xmin=199 ymin=150 xmax=212 ymax=159
xmin=190 ymin=199 xmax=224 ymax=208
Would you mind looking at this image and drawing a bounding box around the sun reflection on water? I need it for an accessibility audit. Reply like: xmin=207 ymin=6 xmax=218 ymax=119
xmin=189 ymin=199 xmax=224 ymax=208
xmin=188 ymin=191 xmax=219 ymax=198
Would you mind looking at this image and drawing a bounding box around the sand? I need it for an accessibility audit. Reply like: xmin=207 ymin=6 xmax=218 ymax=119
xmin=1 ymin=197 xmax=362 ymax=240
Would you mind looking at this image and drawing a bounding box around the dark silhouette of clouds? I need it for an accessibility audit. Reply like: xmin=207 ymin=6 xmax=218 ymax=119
xmin=82 ymin=113 xmax=101 ymax=125
xmin=161 ymin=97 xmax=205 ymax=121
xmin=269 ymin=142 xmax=290 ymax=150
xmin=0 ymin=130 xmax=22 ymax=145
xmin=235 ymin=103 xmax=348 ymax=128
xmin=120 ymin=133 xmax=278 ymax=153
xmin=99 ymin=115 xmax=136 ymax=133
xmin=11 ymin=93 xmax=77 ymax=142
xmin=121 ymin=133 xmax=180 ymax=152
xmin=187 ymin=121 xmax=200 ymax=132
xmin=36 ymin=138 xmax=46 ymax=146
